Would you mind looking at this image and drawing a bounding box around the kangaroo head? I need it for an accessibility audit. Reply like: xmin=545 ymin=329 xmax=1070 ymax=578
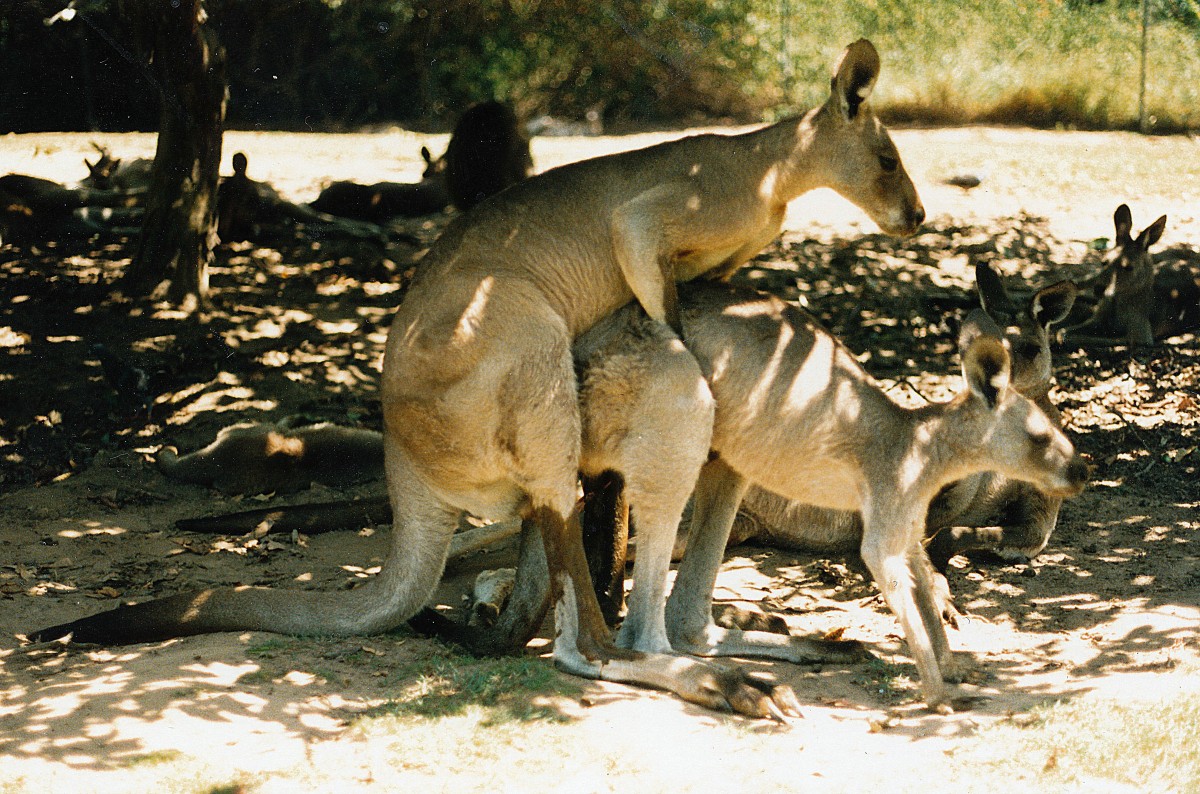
xmin=1107 ymin=203 xmax=1165 ymax=295
xmin=955 ymin=313 xmax=1088 ymax=499
xmin=421 ymin=145 xmax=445 ymax=180
xmin=232 ymin=151 xmax=249 ymax=177
xmin=806 ymin=39 xmax=924 ymax=237
xmin=85 ymin=149 xmax=121 ymax=188
xmin=975 ymin=262 xmax=1077 ymax=403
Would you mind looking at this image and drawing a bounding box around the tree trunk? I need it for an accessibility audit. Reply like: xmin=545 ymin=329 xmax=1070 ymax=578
xmin=119 ymin=0 xmax=226 ymax=311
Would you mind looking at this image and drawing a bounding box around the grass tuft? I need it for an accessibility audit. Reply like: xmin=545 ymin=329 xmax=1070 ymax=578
xmin=360 ymin=654 xmax=581 ymax=725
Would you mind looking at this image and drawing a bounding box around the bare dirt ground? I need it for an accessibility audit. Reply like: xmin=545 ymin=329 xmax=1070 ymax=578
xmin=0 ymin=127 xmax=1198 ymax=792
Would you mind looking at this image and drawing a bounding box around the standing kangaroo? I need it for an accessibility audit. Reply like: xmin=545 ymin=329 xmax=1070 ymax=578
xmin=731 ymin=262 xmax=1080 ymax=570
xmin=463 ymin=281 xmax=1086 ymax=712
xmin=29 ymin=40 xmax=924 ymax=719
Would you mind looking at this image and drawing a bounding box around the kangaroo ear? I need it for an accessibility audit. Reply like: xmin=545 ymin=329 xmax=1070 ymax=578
xmin=1031 ymin=280 xmax=1078 ymax=328
xmin=1138 ymin=214 xmax=1167 ymax=249
xmin=1113 ymin=204 xmax=1133 ymax=244
xmin=975 ymin=262 xmax=1016 ymax=323
xmin=830 ymin=39 xmax=880 ymax=120
xmin=960 ymin=329 xmax=1011 ymax=409
xmin=960 ymin=308 xmax=1004 ymax=345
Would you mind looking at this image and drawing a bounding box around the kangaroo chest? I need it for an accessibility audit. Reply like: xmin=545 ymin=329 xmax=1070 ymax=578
xmin=672 ymin=207 xmax=785 ymax=282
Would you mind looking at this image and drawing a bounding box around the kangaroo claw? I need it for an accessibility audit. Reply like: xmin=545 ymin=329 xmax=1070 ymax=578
xmin=712 ymin=667 xmax=802 ymax=721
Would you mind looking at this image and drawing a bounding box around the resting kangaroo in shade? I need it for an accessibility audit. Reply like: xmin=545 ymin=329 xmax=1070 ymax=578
xmin=448 ymin=282 xmax=1087 ymax=712
xmin=1064 ymin=204 xmax=1199 ymax=346
xmin=29 ymin=40 xmax=924 ymax=719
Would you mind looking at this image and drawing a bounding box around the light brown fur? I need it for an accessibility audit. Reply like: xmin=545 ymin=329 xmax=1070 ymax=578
xmin=584 ymin=283 xmax=1087 ymax=711
xmin=427 ymin=280 xmax=1087 ymax=712
xmin=731 ymin=262 xmax=1080 ymax=571
xmin=31 ymin=40 xmax=923 ymax=719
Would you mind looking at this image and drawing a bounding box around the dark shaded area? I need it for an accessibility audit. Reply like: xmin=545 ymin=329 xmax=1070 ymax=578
xmin=0 ymin=222 xmax=428 ymax=489
xmin=1 ymin=0 xmax=769 ymax=133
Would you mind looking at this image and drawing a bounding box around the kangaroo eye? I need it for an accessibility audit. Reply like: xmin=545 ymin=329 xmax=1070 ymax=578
xmin=879 ymin=155 xmax=898 ymax=173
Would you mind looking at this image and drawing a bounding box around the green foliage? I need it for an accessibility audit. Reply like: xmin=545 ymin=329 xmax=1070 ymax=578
xmin=3 ymin=0 xmax=1200 ymax=130
xmin=761 ymin=0 xmax=1200 ymax=132
xmin=360 ymin=654 xmax=581 ymax=724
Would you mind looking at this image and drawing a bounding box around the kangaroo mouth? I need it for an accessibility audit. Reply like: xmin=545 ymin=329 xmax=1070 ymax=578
xmin=1046 ymin=461 xmax=1089 ymax=498
xmin=1045 ymin=481 xmax=1087 ymax=499
xmin=879 ymin=212 xmax=924 ymax=238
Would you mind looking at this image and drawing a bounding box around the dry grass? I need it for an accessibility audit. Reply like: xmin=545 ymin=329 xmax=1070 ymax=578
xmin=763 ymin=1 xmax=1200 ymax=133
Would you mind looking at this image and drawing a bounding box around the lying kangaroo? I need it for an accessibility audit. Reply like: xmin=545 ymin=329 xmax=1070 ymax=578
xmin=309 ymin=147 xmax=451 ymax=221
xmin=81 ymin=143 xmax=155 ymax=193
xmin=156 ymin=421 xmax=384 ymax=495
xmin=30 ymin=40 xmax=924 ymax=718
xmin=215 ymin=152 xmax=406 ymax=244
xmin=467 ymin=281 xmax=1086 ymax=712
xmin=0 ymin=173 xmax=142 ymax=242
xmin=1062 ymin=204 xmax=1199 ymax=346
xmin=732 ymin=262 xmax=1080 ymax=571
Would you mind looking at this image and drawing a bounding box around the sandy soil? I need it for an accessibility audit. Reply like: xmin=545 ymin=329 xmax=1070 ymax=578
xmin=0 ymin=127 xmax=1197 ymax=792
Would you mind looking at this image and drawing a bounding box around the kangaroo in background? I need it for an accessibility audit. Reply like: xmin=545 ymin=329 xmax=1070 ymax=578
xmin=0 ymin=173 xmax=142 ymax=242
xmin=215 ymin=152 xmax=412 ymax=244
xmin=81 ymin=143 xmax=155 ymax=193
xmin=1063 ymin=204 xmax=1198 ymax=346
xmin=441 ymin=100 xmax=534 ymax=211
xmin=156 ymin=421 xmax=384 ymax=495
xmin=30 ymin=40 xmax=925 ymax=719
xmin=309 ymin=146 xmax=452 ymax=221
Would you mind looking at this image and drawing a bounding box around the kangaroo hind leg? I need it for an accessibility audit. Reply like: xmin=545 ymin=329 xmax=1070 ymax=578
xmin=665 ymin=458 xmax=869 ymax=665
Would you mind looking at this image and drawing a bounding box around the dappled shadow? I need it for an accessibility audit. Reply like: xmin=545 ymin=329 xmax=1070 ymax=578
xmin=0 ymin=627 xmax=585 ymax=772
xmin=1 ymin=201 xmax=1196 ymax=765
xmin=0 ymin=220 xmax=435 ymax=488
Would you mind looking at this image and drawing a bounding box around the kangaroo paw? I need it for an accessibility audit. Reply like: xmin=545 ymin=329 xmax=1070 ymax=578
xmin=686 ymin=664 xmax=802 ymax=721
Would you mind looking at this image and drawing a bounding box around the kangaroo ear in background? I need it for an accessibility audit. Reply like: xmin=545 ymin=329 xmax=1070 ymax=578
xmin=975 ymin=262 xmax=1016 ymax=322
xmin=1113 ymin=203 xmax=1133 ymax=244
xmin=1137 ymin=214 xmax=1167 ymax=249
xmin=959 ymin=308 xmax=1004 ymax=352
xmin=961 ymin=331 xmax=1012 ymax=409
xmin=1031 ymin=280 xmax=1078 ymax=328
xmin=830 ymin=39 xmax=880 ymax=120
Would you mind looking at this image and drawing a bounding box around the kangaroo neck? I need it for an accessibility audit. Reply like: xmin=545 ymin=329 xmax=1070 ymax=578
xmin=756 ymin=108 xmax=826 ymax=205
xmin=885 ymin=397 xmax=987 ymax=508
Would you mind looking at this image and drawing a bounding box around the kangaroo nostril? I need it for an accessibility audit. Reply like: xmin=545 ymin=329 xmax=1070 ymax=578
xmin=912 ymin=206 xmax=926 ymax=227
xmin=1067 ymin=457 xmax=1090 ymax=486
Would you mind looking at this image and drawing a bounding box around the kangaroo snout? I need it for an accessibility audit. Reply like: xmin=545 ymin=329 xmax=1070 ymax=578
xmin=881 ymin=203 xmax=925 ymax=237
xmin=1046 ymin=455 xmax=1089 ymax=498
